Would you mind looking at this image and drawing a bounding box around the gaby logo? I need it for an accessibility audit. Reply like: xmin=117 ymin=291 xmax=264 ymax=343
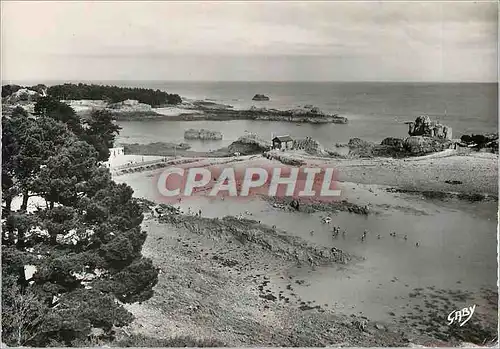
xmin=155 ymin=164 xmax=341 ymax=202
xmin=447 ymin=305 xmax=476 ymax=327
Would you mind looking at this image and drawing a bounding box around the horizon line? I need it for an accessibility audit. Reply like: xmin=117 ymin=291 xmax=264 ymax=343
xmin=2 ymin=79 xmax=498 ymax=85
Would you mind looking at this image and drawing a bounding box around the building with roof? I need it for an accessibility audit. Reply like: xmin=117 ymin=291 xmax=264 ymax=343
xmin=272 ymin=135 xmax=293 ymax=150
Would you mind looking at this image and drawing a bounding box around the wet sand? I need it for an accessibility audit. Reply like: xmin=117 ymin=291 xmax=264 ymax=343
xmin=114 ymin=152 xmax=498 ymax=347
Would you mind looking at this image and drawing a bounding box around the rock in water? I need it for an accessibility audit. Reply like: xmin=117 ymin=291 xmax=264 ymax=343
xmin=184 ymin=128 xmax=223 ymax=140
xmin=252 ymin=94 xmax=270 ymax=101
xmin=408 ymin=115 xmax=453 ymax=140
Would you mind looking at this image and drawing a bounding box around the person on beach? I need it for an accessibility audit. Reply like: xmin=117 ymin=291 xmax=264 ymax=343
xmin=295 ymin=252 xmax=301 ymax=265
xmin=308 ymin=255 xmax=315 ymax=268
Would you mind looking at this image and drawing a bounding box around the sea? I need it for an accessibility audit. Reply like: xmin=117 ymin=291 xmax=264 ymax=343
xmin=103 ymin=81 xmax=498 ymax=151
xmin=8 ymin=80 xmax=497 ymax=150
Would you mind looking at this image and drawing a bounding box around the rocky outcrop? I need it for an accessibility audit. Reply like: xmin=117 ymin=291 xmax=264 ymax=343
xmin=191 ymin=100 xmax=234 ymax=110
xmin=246 ymin=106 xmax=348 ymax=124
xmin=348 ymin=138 xmax=372 ymax=148
xmin=159 ymin=214 xmax=349 ymax=265
xmin=252 ymin=94 xmax=270 ymax=101
xmin=228 ymin=133 xmax=271 ymax=155
xmin=460 ymin=133 xmax=498 ymax=152
xmin=408 ymin=115 xmax=452 ymax=140
xmin=381 ymin=137 xmax=405 ymax=151
xmin=103 ymin=101 xmax=349 ymax=124
xmin=184 ymin=129 xmax=223 ymax=140
xmin=348 ymin=136 xmax=452 ymax=158
xmin=293 ymin=137 xmax=329 ymax=156
xmin=347 ymin=138 xmax=377 ymax=158
xmin=403 ymin=136 xmax=452 ymax=155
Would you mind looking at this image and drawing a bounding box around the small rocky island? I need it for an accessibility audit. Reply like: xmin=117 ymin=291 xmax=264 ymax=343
xmin=176 ymin=102 xmax=348 ymax=124
xmin=252 ymin=94 xmax=270 ymax=101
xmin=184 ymin=128 xmax=223 ymax=140
xmin=348 ymin=115 xmax=454 ymax=158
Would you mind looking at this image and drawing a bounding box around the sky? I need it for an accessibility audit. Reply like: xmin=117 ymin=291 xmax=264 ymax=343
xmin=1 ymin=1 xmax=498 ymax=82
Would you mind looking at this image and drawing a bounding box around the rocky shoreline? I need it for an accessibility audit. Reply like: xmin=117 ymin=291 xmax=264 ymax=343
xmin=187 ymin=105 xmax=348 ymax=124
xmin=109 ymin=100 xmax=349 ymax=124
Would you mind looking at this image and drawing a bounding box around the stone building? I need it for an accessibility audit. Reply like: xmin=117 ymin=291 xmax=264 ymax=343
xmin=272 ymin=135 xmax=293 ymax=150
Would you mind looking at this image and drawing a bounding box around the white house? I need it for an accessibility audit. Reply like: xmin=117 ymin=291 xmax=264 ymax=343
xmin=109 ymin=147 xmax=125 ymax=158
xmin=102 ymin=147 xmax=126 ymax=168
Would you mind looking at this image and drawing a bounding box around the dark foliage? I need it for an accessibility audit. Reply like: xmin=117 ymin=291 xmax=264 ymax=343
xmin=2 ymin=84 xmax=47 ymax=98
xmin=2 ymin=84 xmax=23 ymax=97
xmin=2 ymin=98 xmax=158 ymax=346
xmin=83 ymin=109 xmax=122 ymax=162
xmin=46 ymin=83 xmax=182 ymax=106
